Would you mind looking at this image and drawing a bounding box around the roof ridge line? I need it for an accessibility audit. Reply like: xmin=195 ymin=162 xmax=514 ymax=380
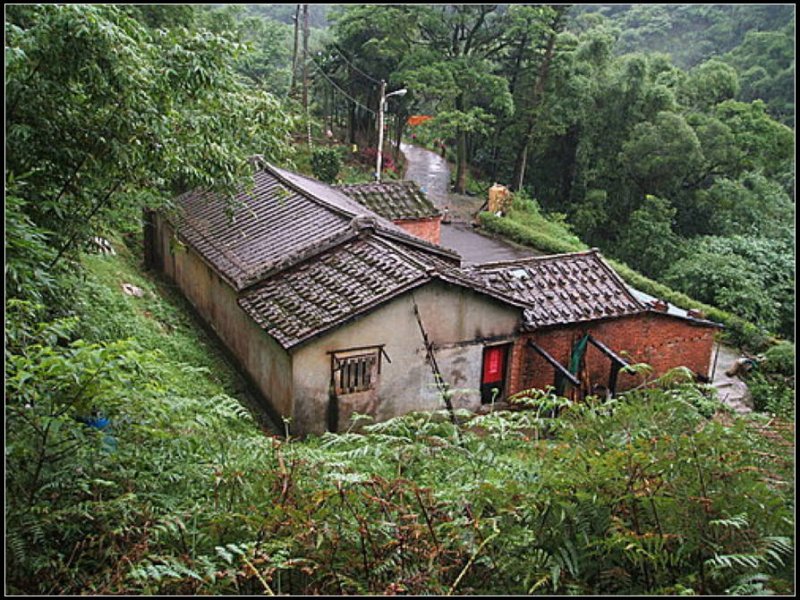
xmin=467 ymin=248 xmax=598 ymax=270
xmin=238 ymin=226 xmax=360 ymax=293
xmin=266 ymin=163 xmax=457 ymax=262
xmin=263 ymin=162 xmax=357 ymax=219
xmin=374 ymin=227 xmax=461 ymax=262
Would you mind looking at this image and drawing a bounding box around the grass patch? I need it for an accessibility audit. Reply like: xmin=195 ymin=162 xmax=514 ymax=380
xmin=74 ymin=233 xmax=274 ymax=427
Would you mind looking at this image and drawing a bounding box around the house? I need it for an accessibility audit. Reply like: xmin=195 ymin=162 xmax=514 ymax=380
xmin=145 ymin=161 xmax=721 ymax=435
xmin=463 ymin=254 xmax=721 ymax=402
xmin=335 ymin=180 xmax=442 ymax=244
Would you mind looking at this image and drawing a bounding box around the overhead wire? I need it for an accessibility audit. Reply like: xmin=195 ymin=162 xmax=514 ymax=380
xmin=328 ymin=44 xmax=382 ymax=85
xmin=306 ymin=51 xmax=377 ymax=116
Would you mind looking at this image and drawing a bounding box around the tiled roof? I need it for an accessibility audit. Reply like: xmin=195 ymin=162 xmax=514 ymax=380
xmin=170 ymin=164 xmax=679 ymax=349
xmin=335 ymin=180 xmax=440 ymax=221
xmin=238 ymin=235 xmax=443 ymax=349
xmin=169 ymin=164 xmax=456 ymax=291
xmin=465 ymin=250 xmax=648 ymax=329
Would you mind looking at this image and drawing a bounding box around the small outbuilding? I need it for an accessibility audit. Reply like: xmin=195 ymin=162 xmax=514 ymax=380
xmin=335 ymin=180 xmax=442 ymax=244
xmin=145 ymin=162 xmax=721 ymax=435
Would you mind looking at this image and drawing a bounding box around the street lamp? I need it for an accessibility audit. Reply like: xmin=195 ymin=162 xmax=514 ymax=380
xmin=376 ymin=80 xmax=407 ymax=182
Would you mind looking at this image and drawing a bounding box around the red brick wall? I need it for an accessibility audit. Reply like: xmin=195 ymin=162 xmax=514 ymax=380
xmin=507 ymin=312 xmax=717 ymax=396
xmin=394 ymin=216 xmax=442 ymax=245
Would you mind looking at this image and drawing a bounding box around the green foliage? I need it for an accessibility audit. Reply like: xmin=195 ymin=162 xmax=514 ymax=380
xmin=701 ymin=171 xmax=795 ymax=239
xmin=614 ymin=195 xmax=684 ymax=278
xmin=722 ymin=25 xmax=795 ymax=127
xmin=680 ymin=58 xmax=740 ymax=109
xmin=5 ymin=241 xmax=271 ymax=594
xmin=5 ymin=188 xmax=61 ymax=304
xmin=713 ymin=99 xmax=794 ymax=178
xmin=747 ymin=341 xmax=795 ymax=418
xmin=748 ymin=373 xmax=795 ymax=418
xmin=762 ymin=342 xmax=795 ymax=378
xmin=664 ymin=235 xmax=795 ymax=339
xmin=620 ymin=112 xmax=704 ymax=193
xmin=310 ymin=147 xmax=342 ymax=183
xmin=479 ymin=192 xmax=587 ymax=256
xmin=5 ymin=4 xmax=295 ymax=272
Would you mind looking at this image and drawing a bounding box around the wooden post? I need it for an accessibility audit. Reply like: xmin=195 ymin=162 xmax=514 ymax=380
xmin=290 ymin=4 xmax=300 ymax=95
xmin=527 ymin=340 xmax=580 ymax=387
xmin=302 ymin=4 xmax=309 ymax=112
xmin=608 ymin=363 xmax=621 ymax=397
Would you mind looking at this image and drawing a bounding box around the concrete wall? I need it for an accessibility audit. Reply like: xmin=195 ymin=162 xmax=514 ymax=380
xmin=507 ymin=312 xmax=718 ymax=396
xmin=151 ymin=215 xmax=294 ymax=418
xmin=291 ymin=280 xmax=521 ymax=435
xmin=394 ymin=216 xmax=442 ymax=245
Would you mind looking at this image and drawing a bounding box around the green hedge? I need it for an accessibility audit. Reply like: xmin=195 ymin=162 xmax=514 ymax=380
xmin=478 ymin=211 xmax=775 ymax=351
xmin=479 ymin=211 xmax=584 ymax=255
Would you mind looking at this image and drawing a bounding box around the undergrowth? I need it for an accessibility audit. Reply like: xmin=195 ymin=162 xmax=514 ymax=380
xmin=5 ymin=233 xmax=794 ymax=595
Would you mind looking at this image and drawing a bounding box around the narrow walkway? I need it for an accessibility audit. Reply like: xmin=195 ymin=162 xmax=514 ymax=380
xmin=400 ymin=142 xmax=543 ymax=264
xmin=710 ymin=342 xmax=754 ymax=414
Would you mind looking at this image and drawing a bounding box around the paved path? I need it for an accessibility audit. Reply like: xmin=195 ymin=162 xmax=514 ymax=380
xmin=710 ymin=342 xmax=754 ymax=413
xmin=401 ymin=142 xmax=451 ymax=204
xmin=400 ymin=142 xmax=543 ymax=264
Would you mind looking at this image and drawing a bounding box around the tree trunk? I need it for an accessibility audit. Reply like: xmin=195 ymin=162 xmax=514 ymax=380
xmin=393 ymin=114 xmax=406 ymax=162
xmin=515 ymin=138 xmax=529 ymax=192
xmin=454 ymin=94 xmax=467 ymax=193
xmin=347 ymin=67 xmax=356 ymax=145
xmin=511 ymin=10 xmax=565 ymax=191
xmin=290 ymin=5 xmax=300 ymax=95
xmin=302 ymin=4 xmax=309 ymax=112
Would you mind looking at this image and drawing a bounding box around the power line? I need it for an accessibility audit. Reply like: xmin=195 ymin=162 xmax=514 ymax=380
xmin=307 ymin=54 xmax=377 ymax=116
xmin=329 ymin=44 xmax=382 ymax=85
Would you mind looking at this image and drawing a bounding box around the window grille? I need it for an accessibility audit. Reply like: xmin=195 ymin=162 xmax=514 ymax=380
xmin=331 ymin=348 xmax=382 ymax=395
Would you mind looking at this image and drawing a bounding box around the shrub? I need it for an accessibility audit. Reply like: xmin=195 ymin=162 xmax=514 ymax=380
xmin=310 ymin=147 xmax=342 ymax=183
xmin=748 ymin=372 xmax=795 ymax=417
xmin=762 ymin=341 xmax=795 ymax=377
xmin=358 ymin=146 xmax=396 ymax=174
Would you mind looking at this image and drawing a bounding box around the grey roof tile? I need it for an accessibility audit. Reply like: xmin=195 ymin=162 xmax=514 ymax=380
xmin=238 ymin=236 xmax=434 ymax=349
xmin=465 ymin=250 xmax=648 ymax=329
xmin=335 ymin=180 xmax=440 ymax=220
xmin=169 ymin=164 xmax=457 ymax=290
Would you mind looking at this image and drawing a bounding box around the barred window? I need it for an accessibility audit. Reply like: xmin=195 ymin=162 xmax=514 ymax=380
xmin=331 ymin=348 xmax=382 ymax=395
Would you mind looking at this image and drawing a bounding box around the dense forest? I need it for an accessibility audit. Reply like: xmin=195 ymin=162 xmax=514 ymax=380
xmin=5 ymin=4 xmax=795 ymax=595
xmin=308 ymin=4 xmax=795 ymax=342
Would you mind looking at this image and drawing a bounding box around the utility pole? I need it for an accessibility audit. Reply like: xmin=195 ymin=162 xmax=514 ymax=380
xmin=375 ymin=82 xmax=407 ymax=182
xmin=375 ymin=80 xmax=386 ymax=181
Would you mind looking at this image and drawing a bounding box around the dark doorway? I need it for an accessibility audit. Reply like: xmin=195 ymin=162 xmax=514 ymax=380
xmin=481 ymin=344 xmax=510 ymax=404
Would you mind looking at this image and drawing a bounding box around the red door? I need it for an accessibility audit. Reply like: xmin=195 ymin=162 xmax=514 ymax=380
xmin=481 ymin=345 xmax=508 ymax=404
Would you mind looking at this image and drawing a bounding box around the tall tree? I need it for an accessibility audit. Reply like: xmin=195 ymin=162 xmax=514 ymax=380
xmin=396 ymin=5 xmax=517 ymax=193
xmin=5 ymin=4 xmax=294 ymax=276
xmin=509 ymin=5 xmax=569 ymax=191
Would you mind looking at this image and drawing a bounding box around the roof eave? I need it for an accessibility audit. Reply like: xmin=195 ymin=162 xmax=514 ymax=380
xmin=241 ymin=274 xmax=435 ymax=352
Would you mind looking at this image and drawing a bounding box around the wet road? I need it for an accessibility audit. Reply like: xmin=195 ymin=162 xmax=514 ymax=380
xmin=440 ymin=222 xmax=543 ymax=265
xmin=400 ymin=142 xmax=450 ymax=203
xmin=400 ymin=142 xmax=543 ymax=264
